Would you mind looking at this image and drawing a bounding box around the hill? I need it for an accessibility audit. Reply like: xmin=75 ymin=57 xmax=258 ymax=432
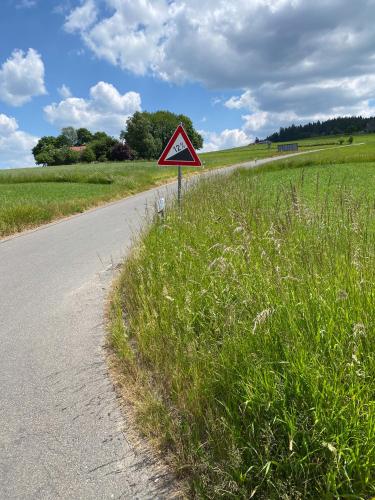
xmin=267 ymin=115 xmax=375 ymax=142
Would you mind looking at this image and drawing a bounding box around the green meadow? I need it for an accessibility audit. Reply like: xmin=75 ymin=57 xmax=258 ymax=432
xmin=110 ymin=139 xmax=375 ymax=498
xmin=0 ymin=136 xmax=356 ymax=238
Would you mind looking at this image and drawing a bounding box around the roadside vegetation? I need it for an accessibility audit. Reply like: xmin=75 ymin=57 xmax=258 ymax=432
xmin=0 ymin=136 xmax=334 ymax=238
xmin=32 ymin=111 xmax=203 ymax=166
xmin=110 ymin=142 xmax=375 ymax=498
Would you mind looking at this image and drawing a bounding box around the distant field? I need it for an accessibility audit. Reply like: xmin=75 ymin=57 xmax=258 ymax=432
xmin=0 ymin=135 xmax=363 ymax=238
xmin=111 ymin=141 xmax=375 ymax=498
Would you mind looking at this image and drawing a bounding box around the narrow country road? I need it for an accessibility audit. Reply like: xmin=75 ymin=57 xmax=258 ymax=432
xmin=0 ymin=149 xmax=349 ymax=499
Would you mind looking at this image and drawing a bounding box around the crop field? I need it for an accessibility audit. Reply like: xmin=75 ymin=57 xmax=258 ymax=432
xmin=0 ymin=136 xmax=359 ymax=238
xmin=110 ymin=140 xmax=375 ymax=498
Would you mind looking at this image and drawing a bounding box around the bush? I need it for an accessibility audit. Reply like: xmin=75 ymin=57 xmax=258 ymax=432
xmin=81 ymin=147 xmax=96 ymax=163
xmin=109 ymin=142 xmax=135 ymax=161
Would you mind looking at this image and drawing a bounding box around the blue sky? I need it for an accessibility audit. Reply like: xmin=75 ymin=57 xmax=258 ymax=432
xmin=1 ymin=0 xmax=375 ymax=168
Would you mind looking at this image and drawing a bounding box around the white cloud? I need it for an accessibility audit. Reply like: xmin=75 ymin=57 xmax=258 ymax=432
xmin=225 ymin=73 xmax=375 ymax=139
xmin=64 ymin=0 xmax=98 ymax=33
xmin=81 ymin=0 xmax=169 ymax=75
xmin=44 ymin=81 xmax=141 ymax=135
xmin=200 ymin=128 xmax=253 ymax=152
xmin=58 ymin=84 xmax=72 ymax=98
xmin=0 ymin=49 xmax=46 ymax=106
xmin=64 ymin=0 xmax=375 ymax=135
xmin=0 ymin=114 xmax=38 ymax=169
xmin=65 ymin=0 xmax=375 ymax=86
xmin=16 ymin=0 xmax=37 ymax=8
xmin=0 ymin=114 xmax=18 ymax=136
xmin=225 ymin=91 xmax=257 ymax=111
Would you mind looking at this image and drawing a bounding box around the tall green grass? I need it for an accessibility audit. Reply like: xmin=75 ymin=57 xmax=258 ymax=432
xmin=111 ymin=161 xmax=375 ymax=498
xmin=0 ymin=135 xmax=371 ymax=238
xmin=0 ymin=142 xmax=280 ymax=237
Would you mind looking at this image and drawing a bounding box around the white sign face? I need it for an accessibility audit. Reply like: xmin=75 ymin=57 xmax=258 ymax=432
xmin=164 ymin=133 xmax=194 ymax=162
xmin=158 ymin=124 xmax=202 ymax=166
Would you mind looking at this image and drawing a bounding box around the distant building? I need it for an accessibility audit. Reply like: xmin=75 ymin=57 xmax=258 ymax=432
xmin=278 ymin=143 xmax=298 ymax=152
xmin=69 ymin=145 xmax=87 ymax=152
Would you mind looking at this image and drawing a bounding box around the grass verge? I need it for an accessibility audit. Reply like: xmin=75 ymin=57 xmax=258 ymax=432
xmin=109 ymin=152 xmax=375 ymax=498
xmin=1 ymin=135 xmax=365 ymax=238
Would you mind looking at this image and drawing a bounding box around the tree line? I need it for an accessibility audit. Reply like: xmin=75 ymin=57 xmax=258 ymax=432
xmin=32 ymin=111 xmax=203 ymax=166
xmin=266 ymin=116 xmax=375 ymax=142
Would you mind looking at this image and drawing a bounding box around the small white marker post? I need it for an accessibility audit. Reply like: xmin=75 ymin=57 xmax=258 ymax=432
xmin=156 ymin=196 xmax=165 ymax=218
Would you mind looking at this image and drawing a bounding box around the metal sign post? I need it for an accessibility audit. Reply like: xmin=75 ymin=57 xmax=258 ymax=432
xmin=177 ymin=165 xmax=182 ymax=206
xmin=157 ymin=123 xmax=201 ymax=206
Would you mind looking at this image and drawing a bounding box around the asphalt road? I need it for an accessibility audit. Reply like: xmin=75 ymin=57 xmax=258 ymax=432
xmin=0 ymin=149 xmax=344 ymax=499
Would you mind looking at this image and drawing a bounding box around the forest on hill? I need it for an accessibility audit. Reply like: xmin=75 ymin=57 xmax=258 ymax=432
xmin=266 ymin=116 xmax=375 ymax=142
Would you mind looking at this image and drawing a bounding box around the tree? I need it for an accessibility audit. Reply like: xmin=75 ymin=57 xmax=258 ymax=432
xmin=121 ymin=110 xmax=203 ymax=159
xmin=32 ymin=136 xmax=57 ymax=159
xmin=109 ymin=142 xmax=135 ymax=161
xmin=89 ymin=133 xmax=116 ymax=161
xmin=81 ymin=146 xmax=96 ymax=163
xmin=34 ymin=145 xmax=57 ymax=166
xmin=61 ymin=126 xmax=78 ymax=146
xmin=55 ymin=134 xmax=71 ymax=148
xmin=266 ymin=116 xmax=375 ymax=142
xmin=76 ymin=128 xmax=93 ymax=145
xmin=121 ymin=112 xmax=156 ymax=159
xmin=348 ymin=136 xmax=354 ymax=144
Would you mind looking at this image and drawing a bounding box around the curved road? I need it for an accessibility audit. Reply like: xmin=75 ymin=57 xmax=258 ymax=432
xmin=0 ymin=150 xmax=346 ymax=499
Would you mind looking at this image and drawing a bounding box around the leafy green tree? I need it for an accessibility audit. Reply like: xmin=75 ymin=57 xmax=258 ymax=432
xmin=65 ymin=149 xmax=81 ymax=164
xmin=90 ymin=133 xmax=116 ymax=161
xmin=348 ymin=136 xmax=354 ymax=144
xmin=55 ymin=134 xmax=71 ymax=148
xmin=61 ymin=126 xmax=78 ymax=146
xmin=52 ymin=147 xmax=80 ymax=165
xmin=32 ymin=136 xmax=57 ymax=159
xmin=121 ymin=110 xmax=203 ymax=159
xmin=76 ymin=128 xmax=93 ymax=145
xmin=120 ymin=112 xmax=153 ymax=159
xmin=81 ymin=146 xmax=96 ymax=163
xmin=34 ymin=145 xmax=57 ymax=166
xmin=92 ymin=131 xmax=110 ymax=141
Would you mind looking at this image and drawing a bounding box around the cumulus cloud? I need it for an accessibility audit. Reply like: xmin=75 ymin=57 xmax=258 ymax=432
xmin=227 ymin=75 xmax=375 ymax=138
xmin=65 ymin=0 xmax=375 ymax=85
xmin=0 ymin=49 xmax=46 ymax=106
xmin=64 ymin=0 xmax=375 ymax=135
xmin=64 ymin=0 xmax=97 ymax=33
xmin=0 ymin=114 xmax=38 ymax=169
xmin=200 ymin=128 xmax=253 ymax=153
xmin=44 ymin=81 xmax=141 ymax=135
xmin=58 ymin=84 xmax=72 ymax=98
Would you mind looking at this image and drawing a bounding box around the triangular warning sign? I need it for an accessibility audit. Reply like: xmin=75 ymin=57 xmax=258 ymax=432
xmin=158 ymin=124 xmax=201 ymax=167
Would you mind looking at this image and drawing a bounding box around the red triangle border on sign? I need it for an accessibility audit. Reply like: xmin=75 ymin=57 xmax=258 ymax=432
xmin=157 ymin=124 xmax=202 ymax=167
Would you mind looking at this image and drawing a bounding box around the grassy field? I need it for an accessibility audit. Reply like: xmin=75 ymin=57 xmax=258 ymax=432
xmin=110 ymin=141 xmax=375 ymax=498
xmin=0 ymin=135 xmax=360 ymax=238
